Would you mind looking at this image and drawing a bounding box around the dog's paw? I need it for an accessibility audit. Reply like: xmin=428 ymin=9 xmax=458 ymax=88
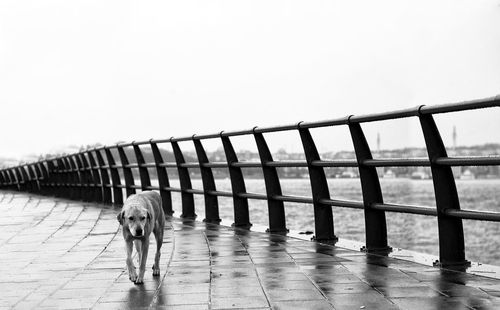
xmin=134 ymin=276 xmax=144 ymax=285
xmin=128 ymin=269 xmax=138 ymax=282
xmin=152 ymin=265 xmax=160 ymax=276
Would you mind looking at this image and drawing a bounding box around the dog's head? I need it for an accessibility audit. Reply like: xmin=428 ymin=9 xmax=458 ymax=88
xmin=117 ymin=203 xmax=152 ymax=238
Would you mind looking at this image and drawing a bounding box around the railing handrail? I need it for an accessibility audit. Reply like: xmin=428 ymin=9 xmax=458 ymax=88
xmin=1 ymin=94 xmax=499 ymax=267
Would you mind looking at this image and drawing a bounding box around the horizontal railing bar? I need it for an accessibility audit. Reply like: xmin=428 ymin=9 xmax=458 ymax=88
xmin=161 ymin=186 xmax=182 ymax=192
xmin=184 ymin=188 xmax=204 ymax=195
xmin=419 ymin=95 xmax=500 ymax=115
xmin=178 ymin=163 xmax=200 ymax=168
xmin=232 ymin=162 xmax=261 ymax=168
xmin=371 ymin=202 xmax=437 ymax=216
xmin=221 ymin=129 xmax=256 ymax=137
xmin=311 ymin=160 xmax=358 ymax=168
xmin=298 ymin=116 xmax=350 ymax=129
xmin=237 ymin=192 xmax=268 ymax=200
xmin=131 ymin=140 xmax=151 ymax=146
xmin=124 ymin=163 xmax=139 ymax=168
xmin=116 ymin=142 xmax=134 ymax=148
xmin=206 ymin=190 xmax=234 ymax=197
xmin=319 ymin=198 xmax=365 ymax=209
xmin=170 ymin=136 xmax=196 ymax=142
xmin=253 ymin=123 xmax=304 ymax=133
xmin=273 ymin=195 xmax=313 ymax=204
xmin=265 ymin=161 xmax=307 ymax=168
xmin=139 ymin=163 xmax=157 ymax=168
xmin=444 ymin=208 xmax=500 ymax=222
xmin=149 ymin=138 xmax=170 ymax=144
xmin=159 ymin=163 xmax=179 ymax=168
xmin=192 ymin=133 xmax=221 ymax=140
xmin=203 ymin=162 xmax=228 ymax=169
xmin=434 ymin=156 xmax=500 ymax=166
xmin=348 ymin=106 xmax=421 ymax=123
xmin=362 ymin=158 xmax=430 ymax=167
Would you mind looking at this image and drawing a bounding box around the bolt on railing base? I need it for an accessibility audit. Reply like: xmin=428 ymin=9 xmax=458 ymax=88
xmin=361 ymin=245 xmax=393 ymax=255
xmin=433 ymin=259 xmax=471 ymax=270
xmin=203 ymin=218 xmax=222 ymax=224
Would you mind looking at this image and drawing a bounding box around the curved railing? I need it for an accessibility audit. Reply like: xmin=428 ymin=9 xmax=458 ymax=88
xmin=1 ymin=95 xmax=500 ymax=267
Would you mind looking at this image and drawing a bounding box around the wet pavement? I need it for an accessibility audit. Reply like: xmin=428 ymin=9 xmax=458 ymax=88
xmin=1 ymin=192 xmax=500 ymax=309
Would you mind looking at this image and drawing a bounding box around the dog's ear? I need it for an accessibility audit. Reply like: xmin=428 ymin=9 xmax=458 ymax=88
xmin=147 ymin=211 xmax=152 ymax=223
xmin=117 ymin=211 xmax=124 ymax=225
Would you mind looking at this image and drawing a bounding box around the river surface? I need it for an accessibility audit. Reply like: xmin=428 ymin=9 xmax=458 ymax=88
xmin=158 ymin=178 xmax=500 ymax=266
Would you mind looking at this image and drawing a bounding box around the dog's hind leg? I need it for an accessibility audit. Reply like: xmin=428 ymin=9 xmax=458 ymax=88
xmin=126 ymin=241 xmax=138 ymax=282
xmin=152 ymin=228 xmax=163 ymax=276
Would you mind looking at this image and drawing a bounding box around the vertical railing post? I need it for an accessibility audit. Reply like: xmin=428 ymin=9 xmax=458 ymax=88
xmin=65 ymin=156 xmax=77 ymax=199
xmin=95 ymin=149 xmax=112 ymax=204
xmin=221 ymin=134 xmax=251 ymax=228
xmin=0 ymin=170 xmax=6 ymax=189
xmin=46 ymin=160 xmax=56 ymax=196
xmin=133 ymin=143 xmax=151 ymax=191
xmin=117 ymin=145 xmax=136 ymax=198
xmin=35 ymin=162 xmax=47 ymax=195
xmin=419 ymin=110 xmax=468 ymax=267
xmin=348 ymin=119 xmax=390 ymax=253
xmin=193 ymin=137 xmax=221 ymax=223
xmin=15 ymin=167 xmax=26 ymax=192
xmin=20 ymin=166 xmax=32 ymax=193
xmin=56 ymin=159 xmax=66 ymax=197
xmin=72 ymin=155 xmax=85 ymax=200
xmin=8 ymin=169 xmax=18 ymax=191
xmin=253 ymin=130 xmax=287 ymax=233
xmin=5 ymin=170 xmax=14 ymax=190
xmin=81 ymin=152 xmax=98 ymax=202
xmin=150 ymin=140 xmax=173 ymax=215
xmin=105 ymin=148 xmax=123 ymax=204
xmin=57 ymin=158 xmax=69 ymax=198
xmin=75 ymin=154 xmax=92 ymax=202
xmin=171 ymin=139 xmax=196 ymax=219
xmin=3 ymin=170 xmax=10 ymax=190
xmin=67 ymin=156 xmax=82 ymax=200
xmin=298 ymin=125 xmax=336 ymax=241
xmin=26 ymin=165 xmax=38 ymax=193
xmin=32 ymin=164 xmax=42 ymax=193
xmin=87 ymin=151 xmax=102 ymax=202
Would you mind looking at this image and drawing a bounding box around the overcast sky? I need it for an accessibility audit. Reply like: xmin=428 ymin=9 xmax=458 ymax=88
xmin=1 ymin=0 xmax=500 ymax=160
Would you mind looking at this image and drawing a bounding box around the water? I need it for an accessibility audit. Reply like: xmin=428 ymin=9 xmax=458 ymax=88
xmin=161 ymin=178 xmax=500 ymax=265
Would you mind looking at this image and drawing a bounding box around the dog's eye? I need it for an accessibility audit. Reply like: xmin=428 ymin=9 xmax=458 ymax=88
xmin=128 ymin=217 xmax=134 ymax=221
xmin=140 ymin=216 xmax=146 ymax=221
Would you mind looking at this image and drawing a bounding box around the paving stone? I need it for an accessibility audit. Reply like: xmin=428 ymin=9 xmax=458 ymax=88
xmin=211 ymin=296 xmax=269 ymax=309
xmin=271 ymin=300 xmax=334 ymax=310
xmin=155 ymin=293 xmax=210 ymax=306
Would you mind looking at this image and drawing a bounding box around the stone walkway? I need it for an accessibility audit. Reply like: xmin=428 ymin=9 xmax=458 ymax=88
xmin=1 ymin=192 xmax=500 ymax=309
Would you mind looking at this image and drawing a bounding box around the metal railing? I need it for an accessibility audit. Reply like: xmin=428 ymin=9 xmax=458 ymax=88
xmin=1 ymin=95 xmax=500 ymax=267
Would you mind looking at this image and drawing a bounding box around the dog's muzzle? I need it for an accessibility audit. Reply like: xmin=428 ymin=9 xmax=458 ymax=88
xmin=133 ymin=228 xmax=143 ymax=237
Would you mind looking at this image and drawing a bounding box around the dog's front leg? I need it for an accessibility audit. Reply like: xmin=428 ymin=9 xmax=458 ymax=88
xmin=125 ymin=240 xmax=138 ymax=282
xmin=135 ymin=238 xmax=150 ymax=284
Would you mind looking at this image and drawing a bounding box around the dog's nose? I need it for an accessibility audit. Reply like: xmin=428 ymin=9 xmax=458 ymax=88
xmin=135 ymin=228 xmax=143 ymax=236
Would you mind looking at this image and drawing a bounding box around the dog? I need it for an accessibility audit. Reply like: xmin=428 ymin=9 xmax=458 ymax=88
xmin=117 ymin=191 xmax=165 ymax=284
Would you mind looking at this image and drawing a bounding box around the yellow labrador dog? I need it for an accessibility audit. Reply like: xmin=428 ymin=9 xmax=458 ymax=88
xmin=117 ymin=191 xmax=165 ymax=284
